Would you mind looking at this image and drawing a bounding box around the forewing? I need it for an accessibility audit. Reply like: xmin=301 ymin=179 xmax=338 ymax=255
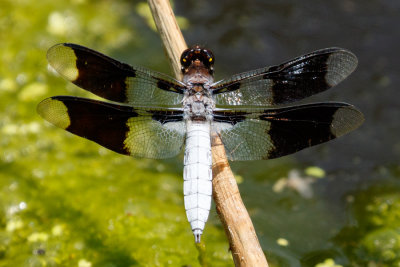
xmin=212 ymin=48 xmax=358 ymax=108
xmin=47 ymin=43 xmax=185 ymax=108
xmin=37 ymin=96 xmax=185 ymax=159
xmin=212 ymin=103 xmax=364 ymax=161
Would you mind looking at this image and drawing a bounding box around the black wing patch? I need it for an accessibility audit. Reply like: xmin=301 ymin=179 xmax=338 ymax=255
xmin=212 ymin=102 xmax=364 ymax=160
xmin=212 ymin=48 xmax=358 ymax=108
xmin=37 ymin=96 xmax=185 ymax=159
xmin=47 ymin=43 xmax=185 ymax=108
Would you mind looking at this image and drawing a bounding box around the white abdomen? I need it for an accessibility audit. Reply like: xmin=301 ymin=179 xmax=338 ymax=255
xmin=183 ymin=121 xmax=212 ymax=243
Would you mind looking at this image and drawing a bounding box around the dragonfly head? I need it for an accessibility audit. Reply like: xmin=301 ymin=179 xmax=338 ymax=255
xmin=180 ymin=45 xmax=214 ymax=75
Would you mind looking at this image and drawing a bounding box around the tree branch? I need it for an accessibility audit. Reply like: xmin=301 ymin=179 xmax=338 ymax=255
xmin=147 ymin=0 xmax=186 ymax=79
xmin=147 ymin=0 xmax=268 ymax=265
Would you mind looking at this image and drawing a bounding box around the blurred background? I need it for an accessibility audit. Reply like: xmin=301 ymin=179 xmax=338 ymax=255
xmin=0 ymin=0 xmax=399 ymax=266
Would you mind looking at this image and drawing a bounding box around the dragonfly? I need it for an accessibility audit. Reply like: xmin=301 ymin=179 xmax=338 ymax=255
xmin=37 ymin=43 xmax=364 ymax=243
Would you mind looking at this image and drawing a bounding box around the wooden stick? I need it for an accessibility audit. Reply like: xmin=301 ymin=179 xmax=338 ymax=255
xmin=147 ymin=0 xmax=187 ymax=79
xmin=147 ymin=0 xmax=268 ymax=265
xmin=211 ymin=135 xmax=269 ymax=266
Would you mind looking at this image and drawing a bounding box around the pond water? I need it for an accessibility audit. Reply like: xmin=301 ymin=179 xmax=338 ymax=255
xmin=0 ymin=0 xmax=399 ymax=266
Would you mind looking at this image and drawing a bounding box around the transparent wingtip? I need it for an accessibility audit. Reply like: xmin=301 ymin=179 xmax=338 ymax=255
xmin=193 ymin=229 xmax=202 ymax=243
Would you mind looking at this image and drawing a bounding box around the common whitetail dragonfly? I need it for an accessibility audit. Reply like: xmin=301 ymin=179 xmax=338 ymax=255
xmin=38 ymin=43 xmax=364 ymax=243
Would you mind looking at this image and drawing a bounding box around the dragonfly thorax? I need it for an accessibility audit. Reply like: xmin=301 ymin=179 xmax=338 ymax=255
xmin=183 ymin=91 xmax=214 ymax=121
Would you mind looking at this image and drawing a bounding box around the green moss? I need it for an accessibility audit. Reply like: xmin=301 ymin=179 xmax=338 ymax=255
xmin=0 ymin=0 xmax=229 ymax=265
xmin=333 ymin=184 xmax=400 ymax=267
xmin=360 ymin=228 xmax=400 ymax=262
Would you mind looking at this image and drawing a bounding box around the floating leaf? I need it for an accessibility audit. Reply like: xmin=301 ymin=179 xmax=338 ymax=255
xmin=305 ymin=166 xmax=326 ymax=178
